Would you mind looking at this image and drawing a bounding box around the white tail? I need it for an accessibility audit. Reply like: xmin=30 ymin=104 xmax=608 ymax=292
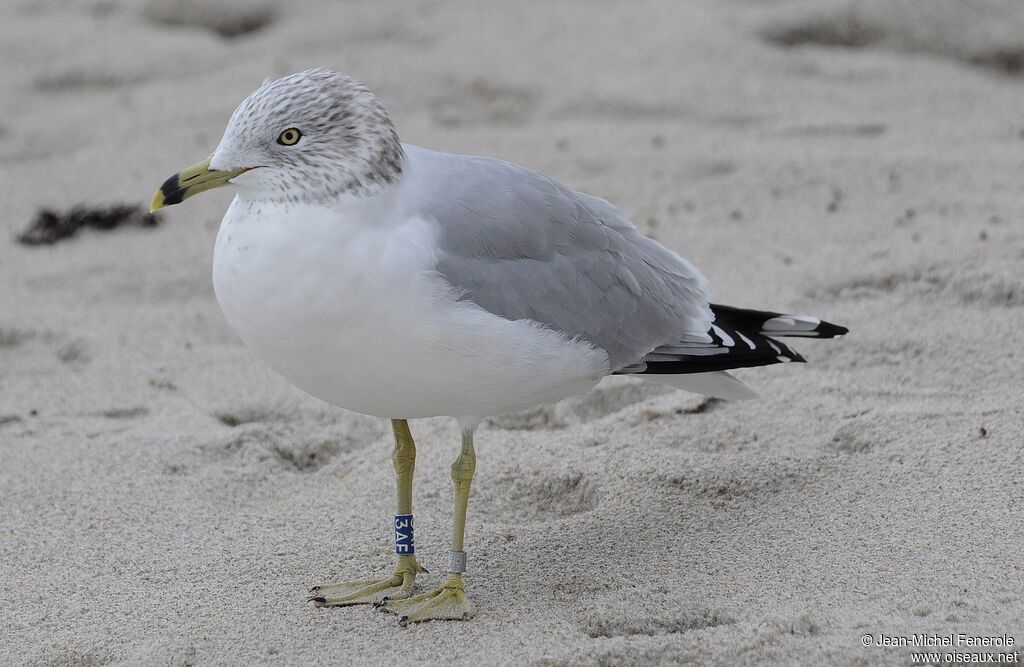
xmin=640 ymin=371 xmax=758 ymax=400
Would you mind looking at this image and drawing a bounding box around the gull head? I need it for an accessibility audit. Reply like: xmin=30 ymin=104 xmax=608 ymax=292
xmin=151 ymin=68 xmax=404 ymax=211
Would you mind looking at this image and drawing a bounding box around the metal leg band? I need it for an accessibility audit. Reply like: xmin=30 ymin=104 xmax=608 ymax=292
xmin=448 ymin=550 xmax=467 ymax=574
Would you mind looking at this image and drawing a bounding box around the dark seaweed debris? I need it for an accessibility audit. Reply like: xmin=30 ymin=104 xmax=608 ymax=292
xmin=17 ymin=205 xmax=160 ymax=245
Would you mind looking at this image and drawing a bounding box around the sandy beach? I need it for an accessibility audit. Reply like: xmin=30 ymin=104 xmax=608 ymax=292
xmin=2 ymin=0 xmax=1023 ymax=664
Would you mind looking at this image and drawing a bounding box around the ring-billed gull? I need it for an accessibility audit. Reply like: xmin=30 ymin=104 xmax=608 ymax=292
xmin=151 ymin=68 xmax=847 ymax=624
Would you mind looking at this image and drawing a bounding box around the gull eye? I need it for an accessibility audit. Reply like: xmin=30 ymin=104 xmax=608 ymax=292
xmin=277 ymin=128 xmax=302 ymax=146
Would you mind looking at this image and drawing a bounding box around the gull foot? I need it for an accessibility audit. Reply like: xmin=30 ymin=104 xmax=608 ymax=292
xmin=308 ymin=556 xmax=426 ymax=607
xmin=377 ymin=574 xmax=475 ymax=625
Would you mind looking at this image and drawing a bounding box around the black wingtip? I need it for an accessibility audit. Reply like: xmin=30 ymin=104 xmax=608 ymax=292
xmin=710 ymin=304 xmax=848 ymax=339
xmin=815 ymin=320 xmax=849 ymax=338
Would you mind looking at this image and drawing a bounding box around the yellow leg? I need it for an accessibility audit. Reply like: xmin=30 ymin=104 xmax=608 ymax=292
xmin=380 ymin=430 xmax=477 ymax=624
xmin=309 ymin=419 xmax=426 ymax=607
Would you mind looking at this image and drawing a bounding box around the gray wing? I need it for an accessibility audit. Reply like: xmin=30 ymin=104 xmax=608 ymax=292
xmin=403 ymin=146 xmax=712 ymax=371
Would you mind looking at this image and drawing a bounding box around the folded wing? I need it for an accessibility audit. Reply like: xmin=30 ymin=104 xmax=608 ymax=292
xmin=405 ymin=146 xmax=713 ymax=371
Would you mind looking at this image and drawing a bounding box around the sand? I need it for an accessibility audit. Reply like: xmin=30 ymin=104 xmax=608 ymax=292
xmin=2 ymin=0 xmax=1023 ymax=665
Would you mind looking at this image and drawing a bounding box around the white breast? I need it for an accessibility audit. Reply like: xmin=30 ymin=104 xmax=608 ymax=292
xmin=211 ymin=195 xmax=607 ymax=422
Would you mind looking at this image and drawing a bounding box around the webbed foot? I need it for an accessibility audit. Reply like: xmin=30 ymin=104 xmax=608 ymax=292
xmin=377 ymin=573 xmax=475 ymax=624
xmin=308 ymin=555 xmax=426 ymax=607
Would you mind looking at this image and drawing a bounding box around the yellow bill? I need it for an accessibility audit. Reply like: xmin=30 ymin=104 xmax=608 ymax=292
xmin=150 ymin=158 xmax=251 ymax=212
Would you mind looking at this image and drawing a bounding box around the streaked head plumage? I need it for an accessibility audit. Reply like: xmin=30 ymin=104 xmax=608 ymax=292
xmin=210 ymin=68 xmax=404 ymax=203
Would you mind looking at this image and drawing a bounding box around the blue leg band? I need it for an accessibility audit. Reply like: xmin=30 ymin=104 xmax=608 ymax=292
xmin=394 ymin=514 xmax=414 ymax=555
